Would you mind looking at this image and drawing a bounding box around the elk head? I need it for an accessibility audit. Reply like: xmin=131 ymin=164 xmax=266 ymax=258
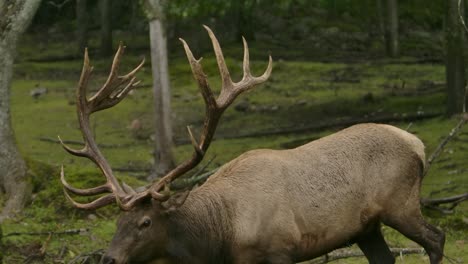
xmin=59 ymin=26 xmax=272 ymax=264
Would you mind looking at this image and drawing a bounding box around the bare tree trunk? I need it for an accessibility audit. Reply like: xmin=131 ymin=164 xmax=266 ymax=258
xmin=376 ymin=0 xmax=385 ymax=39
xmin=0 ymin=0 xmax=41 ymax=221
xmin=144 ymin=0 xmax=175 ymax=179
xmin=100 ymin=0 xmax=112 ymax=56
xmin=384 ymin=0 xmax=399 ymax=57
xmin=446 ymin=0 xmax=466 ymax=115
xmin=130 ymin=0 xmax=141 ymax=35
xmin=0 ymin=224 xmax=2 ymax=263
xmin=232 ymin=0 xmax=256 ymax=41
xmin=76 ymin=0 xmax=88 ymax=54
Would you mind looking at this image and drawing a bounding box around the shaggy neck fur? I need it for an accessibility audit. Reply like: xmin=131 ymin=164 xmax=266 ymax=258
xmin=166 ymin=191 xmax=234 ymax=263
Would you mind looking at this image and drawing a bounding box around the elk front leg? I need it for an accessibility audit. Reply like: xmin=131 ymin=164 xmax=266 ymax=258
xmin=356 ymin=225 xmax=395 ymax=264
xmin=263 ymin=254 xmax=294 ymax=264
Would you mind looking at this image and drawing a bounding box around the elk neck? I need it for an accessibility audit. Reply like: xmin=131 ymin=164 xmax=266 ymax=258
xmin=165 ymin=190 xmax=234 ymax=263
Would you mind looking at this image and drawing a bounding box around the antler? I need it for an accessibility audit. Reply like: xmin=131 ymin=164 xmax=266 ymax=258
xmin=110 ymin=26 xmax=271 ymax=208
xmin=147 ymin=26 xmax=272 ymax=198
xmin=59 ymin=43 xmax=145 ymax=210
xmin=61 ymin=27 xmax=272 ymax=211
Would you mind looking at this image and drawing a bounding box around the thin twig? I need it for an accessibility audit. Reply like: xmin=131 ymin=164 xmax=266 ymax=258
xmin=191 ymin=155 xmax=216 ymax=178
xmin=68 ymin=249 xmax=105 ymax=264
xmin=5 ymin=228 xmax=88 ymax=237
xmin=40 ymin=233 xmax=52 ymax=256
xmin=405 ymin=122 xmax=413 ymax=131
xmin=171 ymin=169 xmax=218 ymax=190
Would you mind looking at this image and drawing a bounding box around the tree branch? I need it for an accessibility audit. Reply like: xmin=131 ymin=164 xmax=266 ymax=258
xmin=424 ymin=114 xmax=468 ymax=176
xmin=307 ymin=247 xmax=425 ymax=264
xmin=421 ymin=193 xmax=468 ymax=214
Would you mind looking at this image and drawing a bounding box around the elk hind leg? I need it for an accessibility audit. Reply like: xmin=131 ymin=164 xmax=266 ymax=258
xmin=356 ymin=225 xmax=395 ymax=264
xmin=384 ymin=211 xmax=445 ymax=264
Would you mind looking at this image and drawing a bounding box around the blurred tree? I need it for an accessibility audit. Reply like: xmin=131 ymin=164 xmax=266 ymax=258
xmin=100 ymin=0 xmax=112 ymax=56
xmin=231 ymin=0 xmax=257 ymax=40
xmin=76 ymin=0 xmax=88 ymax=53
xmin=446 ymin=0 xmax=466 ymax=115
xmin=142 ymin=0 xmax=175 ymax=180
xmin=384 ymin=0 xmax=399 ymax=57
xmin=0 ymin=224 xmax=2 ymax=263
xmin=0 ymin=0 xmax=41 ymax=220
xmin=376 ymin=0 xmax=385 ymax=38
xmin=0 ymin=223 xmax=2 ymax=263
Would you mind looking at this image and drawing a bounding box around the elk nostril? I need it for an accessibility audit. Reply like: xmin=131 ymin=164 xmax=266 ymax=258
xmin=101 ymin=255 xmax=115 ymax=264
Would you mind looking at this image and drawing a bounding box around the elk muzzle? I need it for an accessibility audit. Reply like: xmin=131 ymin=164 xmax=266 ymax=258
xmin=101 ymin=252 xmax=127 ymax=264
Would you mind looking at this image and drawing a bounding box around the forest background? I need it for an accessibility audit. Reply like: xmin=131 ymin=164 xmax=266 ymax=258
xmin=0 ymin=0 xmax=467 ymax=263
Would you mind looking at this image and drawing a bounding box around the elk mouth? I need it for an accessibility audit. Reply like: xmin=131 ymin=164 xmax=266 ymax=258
xmin=102 ymin=254 xmax=164 ymax=264
xmin=101 ymin=254 xmax=128 ymax=264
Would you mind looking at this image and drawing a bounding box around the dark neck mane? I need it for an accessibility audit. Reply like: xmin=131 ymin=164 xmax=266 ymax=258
xmin=166 ymin=191 xmax=233 ymax=263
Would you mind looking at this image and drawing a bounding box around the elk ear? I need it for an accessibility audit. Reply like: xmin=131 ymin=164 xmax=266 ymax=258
xmin=160 ymin=190 xmax=191 ymax=213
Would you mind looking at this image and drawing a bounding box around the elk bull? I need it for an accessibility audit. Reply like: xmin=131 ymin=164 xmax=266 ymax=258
xmin=59 ymin=26 xmax=445 ymax=264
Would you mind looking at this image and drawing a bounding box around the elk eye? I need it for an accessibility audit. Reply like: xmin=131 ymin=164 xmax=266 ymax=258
xmin=140 ymin=218 xmax=152 ymax=228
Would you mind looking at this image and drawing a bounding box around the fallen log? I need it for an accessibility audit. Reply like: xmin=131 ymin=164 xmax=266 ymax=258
xmin=174 ymin=112 xmax=442 ymax=144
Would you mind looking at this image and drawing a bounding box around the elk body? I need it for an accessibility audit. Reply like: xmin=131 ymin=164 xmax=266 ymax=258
xmin=60 ymin=27 xmax=445 ymax=264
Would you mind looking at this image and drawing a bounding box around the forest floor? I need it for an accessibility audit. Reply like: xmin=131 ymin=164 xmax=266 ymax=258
xmin=1 ymin=32 xmax=467 ymax=263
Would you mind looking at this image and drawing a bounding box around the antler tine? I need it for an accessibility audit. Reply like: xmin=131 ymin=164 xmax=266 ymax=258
xmin=187 ymin=126 xmax=203 ymax=155
xmin=120 ymin=58 xmax=146 ymax=80
xmin=179 ymin=38 xmax=217 ymax=108
xmin=93 ymin=76 xmax=138 ymax=112
xmin=60 ymin=166 xmax=110 ymax=196
xmin=58 ymin=136 xmax=89 ymax=157
xmin=63 ymin=190 xmax=116 ymax=210
xmin=236 ymin=38 xmax=273 ymax=94
xmin=89 ymin=44 xmax=125 ymax=104
xmin=240 ymin=37 xmax=274 ymax=83
xmin=203 ymin=25 xmax=234 ymax=91
xmin=77 ymin=48 xmax=93 ymax=106
xmin=242 ymin=37 xmax=251 ymax=77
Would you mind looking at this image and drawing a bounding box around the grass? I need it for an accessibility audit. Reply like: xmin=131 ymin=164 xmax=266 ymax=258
xmin=1 ymin=35 xmax=467 ymax=263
